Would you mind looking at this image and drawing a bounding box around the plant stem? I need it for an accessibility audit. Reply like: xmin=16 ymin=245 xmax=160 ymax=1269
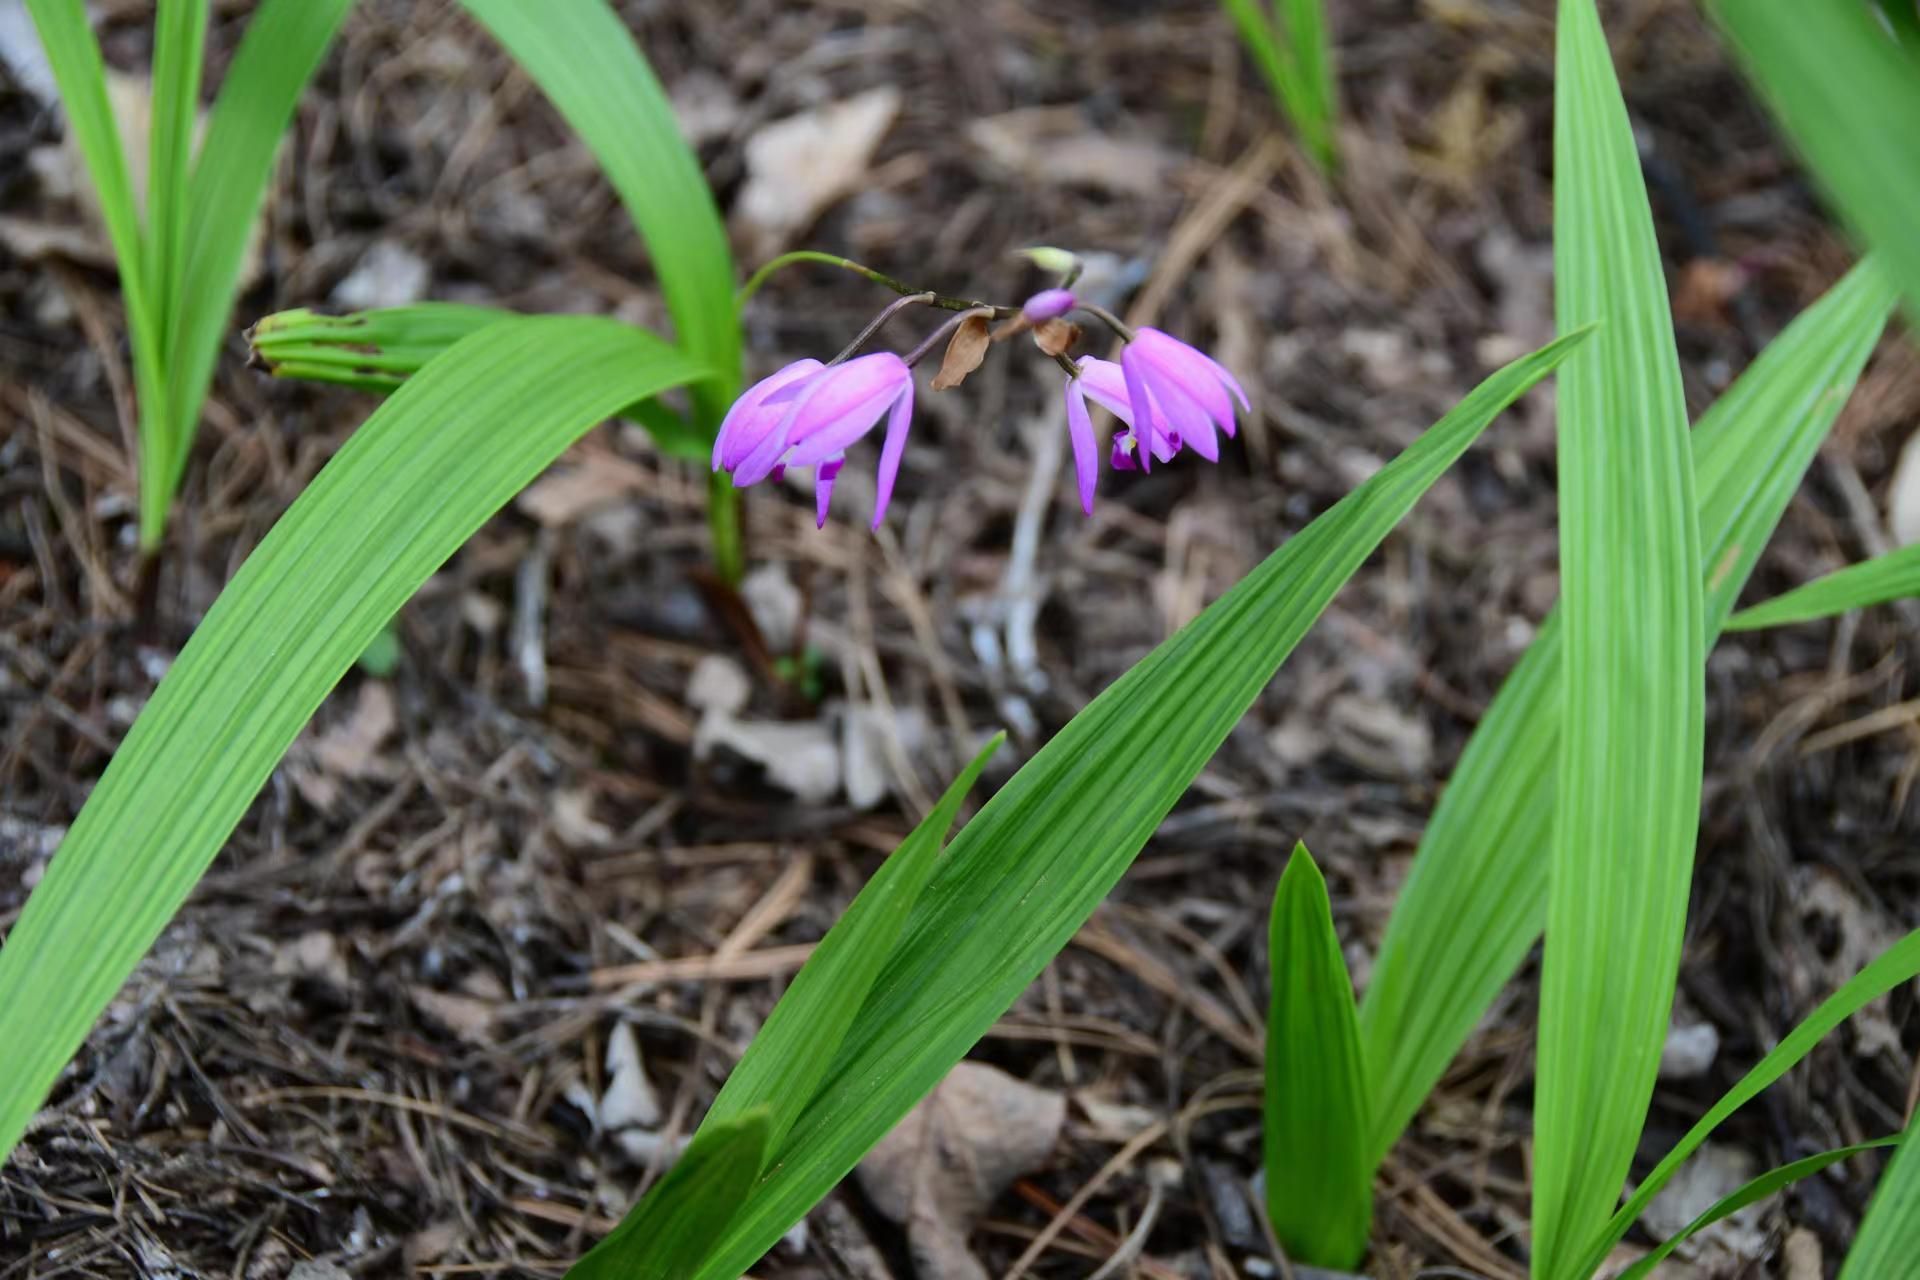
xmin=1079 ymin=302 xmax=1137 ymax=343
xmin=829 ymin=293 xmax=936 ymax=364
xmin=737 ymin=251 xmax=1010 ymax=317
xmin=707 ymin=470 xmax=745 ymax=586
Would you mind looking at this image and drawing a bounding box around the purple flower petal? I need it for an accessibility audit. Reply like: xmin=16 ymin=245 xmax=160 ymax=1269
xmin=781 ymin=354 xmax=913 ymax=468
xmin=1081 ymin=356 xmax=1181 ymax=461
xmin=815 ymin=455 xmax=845 ymax=528
xmin=1119 ymin=345 xmax=1159 ymax=473
xmin=736 ymin=353 xmax=909 ymax=484
xmin=1140 ymin=341 xmax=1233 ymax=451
xmin=869 ymin=382 xmax=915 ymax=529
xmin=1135 ymin=356 xmax=1219 ymax=462
xmin=1136 ymin=327 xmax=1249 ymax=424
xmin=1064 ymin=378 xmax=1099 ymax=515
xmin=1074 ymin=357 xmax=1138 ymax=426
xmin=1110 ymin=430 xmax=1139 ymax=471
xmin=714 ymin=358 xmax=823 ymax=472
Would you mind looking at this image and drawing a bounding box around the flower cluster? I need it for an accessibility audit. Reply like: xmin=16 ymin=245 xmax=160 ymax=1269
xmin=714 ymin=270 xmax=1249 ymax=528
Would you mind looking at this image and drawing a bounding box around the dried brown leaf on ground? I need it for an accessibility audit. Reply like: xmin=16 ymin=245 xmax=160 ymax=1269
xmin=736 ymin=87 xmax=902 ymax=260
xmin=966 ymin=108 xmax=1175 ymax=196
xmin=515 ymin=454 xmax=651 ymax=527
xmin=856 ymin=1062 xmax=1066 ymax=1280
xmin=287 ymin=681 xmax=399 ymax=811
xmin=1633 ymin=1143 xmax=1768 ymax=1275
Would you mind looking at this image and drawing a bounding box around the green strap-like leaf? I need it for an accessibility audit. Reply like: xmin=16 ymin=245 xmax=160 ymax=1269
xmin=1533 ymin=3 xmax=1704 ymax=1273
xmin=0 ymin=317 xmax=710 ymax=1166
xmin=23 ymin=0 xmax=149 ymax=332
xmin=24 ymin=0 xmax=169 ymax=545
xmin=1709 ymin=0 xmax=1920 ymax=329
xmin=248 ymin=303 xmax=712 ymax=461
xmin=1263 ymin=844 xmax=1370 ymax=1269
xmin=1727 ymin=542 xmax=1920 ymax=631
xmin=457 ymin=0 xmax=740 ymax=422
xmin=569 ymin=1109 xmax=772 ymax=1280
xmin=1573 ymin=925 xmax=1920 ymax=1276
xmin=164 ymin=0 xmax=355 ymax=498
xmin=1617 ymin=1137 xmax=1899 ymax=1280
xmin=1220 ymin=0 xmax=1338 ymax=174
xmin=146 ymin=0 xmax=209 ymax=360
xmin=672 ymin=331 xmax=1586 ymax=1280
xmin=1842 ymin=1125 xmax=1920 ymax=1278
xmin=1281 ymin=0 xmax=1338 ymax=174
xmin=1357 ymin=263 xmax=1897 ymax=1171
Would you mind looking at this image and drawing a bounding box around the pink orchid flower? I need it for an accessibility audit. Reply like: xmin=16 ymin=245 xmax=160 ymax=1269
xmin=1118 ymin=327 xmax=1250 ymax=467
xmin=714 ymin=353 xmax=916 ymax=529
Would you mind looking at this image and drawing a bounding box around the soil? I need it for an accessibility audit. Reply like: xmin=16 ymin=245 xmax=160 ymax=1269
xmin=4 ymin=1 xmax=1920 ymax=1277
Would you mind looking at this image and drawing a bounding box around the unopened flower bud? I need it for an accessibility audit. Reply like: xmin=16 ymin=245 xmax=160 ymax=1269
xmin=1021 ymin=289 xmax=1077 ymax=323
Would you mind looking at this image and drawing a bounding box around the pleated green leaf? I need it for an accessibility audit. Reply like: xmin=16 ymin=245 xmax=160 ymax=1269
xmin=1533 ymin=1 xmax=1704 ymax=1273
xmin=0 ymin=317 xmax=710 ymax=1167
xmin=1842 ymin=1124 xmax=1920 ymax=1278
xmin=1220 ymin=0 xmax=1338 ymax=174
xmin=1618 ymin=1137 xmax=1899 ymax=1280
xmin=1263 ymin=844 xmax=1370 ymax=1270
xmin=569 ymin=1109 xmax=772 ymax=1280
xmin=577 ymin=742 xmax=1001 ymax=1277
xmin=1709 ymin=0 xmax=1920 ymax=327
xmin=1357 ymin=261 xmax=1895 ymax=1170
xmin=1573 ymin=925 xmax=1920 ymax=1277
xmin=248 ymin=303 xmax=712 ymax=461
xmin=1728 ymin=543 xmax=1920 ymax=631
xmin=665 ymin=331 xmax=1585 ymax=1280
xmin=456 ymin=0 xmax=740 ymax=423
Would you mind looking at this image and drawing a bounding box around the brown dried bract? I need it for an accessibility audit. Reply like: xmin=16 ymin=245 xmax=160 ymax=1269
xmin=931 ymin=313 xmax=992 ymax=390
xmin=1033 ymin=317 xmax=1083 ymax=357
